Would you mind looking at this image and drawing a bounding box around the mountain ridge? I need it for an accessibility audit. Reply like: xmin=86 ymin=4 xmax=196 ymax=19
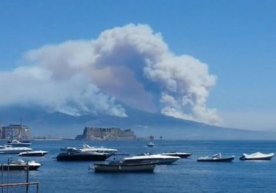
xmin=0 ymin=105 xmax=275 ymax=140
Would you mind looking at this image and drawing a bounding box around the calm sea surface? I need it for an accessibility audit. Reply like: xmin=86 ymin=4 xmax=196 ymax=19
xmin=0 ymin=140 xmax=275 ymax=193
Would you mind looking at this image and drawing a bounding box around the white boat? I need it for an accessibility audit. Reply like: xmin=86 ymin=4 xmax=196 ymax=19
xmin=18 ymin=150 xmax=48 ymax=157
xmin=80 ymin=144 xmax=118 ymax=154
xmin=123 ymin=153 xmax=180 ymax=165
xmin=7 ymin=139 xmax=31 ymax=147
xmin=147 ymin=142 xmax=155 ymax=147
xmin=0 ymin=145 xmax=32 ymax=154
xmin=0 ymin=159 xmax=41 ymax=170
xmin=240 ymin=152 xmax=274 ymax=160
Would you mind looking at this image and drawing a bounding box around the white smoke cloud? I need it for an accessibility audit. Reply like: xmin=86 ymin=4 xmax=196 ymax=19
xmin=0 ymin=66 xmax=126 ymax=117
xmin=0 ymin=23 xmax=220 ymax=124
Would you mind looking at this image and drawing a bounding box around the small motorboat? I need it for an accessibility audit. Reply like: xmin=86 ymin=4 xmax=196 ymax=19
xmin=93 ymin=160 xmax=155 ymax=173
xmin=147 ymin=142 xmax=155 ymax=147
xmin=0 ymin=159 xmax=41 ymax=171
xmin=197 ymin=153 xmax=235 ymax=162
xmin=161 ymin=152 xmax=192 ymax=158
xmin=18 ymin=150 xmax=48 ymax=157
xmin=0 ymin=145 xmax=32 ymax=154
xmin=123 ymin=153 xmax=180 ymax=165
xmin=56 ymin=147 xmax=113 ymax=161
xmin=240 ymin=152 xmax=274 ymax=160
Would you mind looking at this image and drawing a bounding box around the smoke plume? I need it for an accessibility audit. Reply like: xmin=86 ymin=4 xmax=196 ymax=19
xmin=0 ymin=24 xmax=220 ymax=124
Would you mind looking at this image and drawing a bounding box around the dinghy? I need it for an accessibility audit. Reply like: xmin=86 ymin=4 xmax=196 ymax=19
xmin=240 ymin=152 xmax=274 ymax=160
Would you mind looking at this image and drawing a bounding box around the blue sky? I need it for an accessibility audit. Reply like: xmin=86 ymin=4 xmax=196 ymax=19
xmin=0 ymin=0 xmax=276 ymax=131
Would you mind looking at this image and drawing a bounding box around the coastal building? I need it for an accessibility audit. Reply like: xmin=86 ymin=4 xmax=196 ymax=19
xmin=0 ymin=124 xmax=31 ymax=140
xmin=76 ymin=127 xmax=137 ymax=140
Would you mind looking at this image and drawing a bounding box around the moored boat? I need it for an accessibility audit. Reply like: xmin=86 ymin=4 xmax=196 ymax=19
xmin=240 ymin=152 xmax=274 ymax=160
xmin=197 ymin=153 xmax=235 ymax=162
xmin=93 ymin=160 xmax=156 ymax=173
xmin=0 ymin=159 xmax=41 ymax=171
xmin=18 ymin=150 xmax=48 ymax=157
xmin=162 ymin=152 xmax=192 ymax=158
xmin=0 ymin=145 xmax=32 ymax=154
xmin=147 ymin=142 xmax=155 ymax=147
xmin=80 ymin=144 xmax=118 ymax=154
xmin=56 ymin=147 xmax=113 ymax=161
xmin=123 ymin=153 xmax=180 ymax=165
xmin=7 ymin=139 xmax=31 ymax=147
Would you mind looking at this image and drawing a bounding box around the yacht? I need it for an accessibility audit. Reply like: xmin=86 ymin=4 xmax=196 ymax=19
xmin=123 ymin=153 xmax=180 ymax=165
xmin=80 ymin=144 xmax=118 ymax=154
xmin=0 ymin=145 xmax=32 ymax=154
xmin=7 ymin=139 xmax=31 ymax=147
xmin=56 ymin=147 xmax=113 ymax=161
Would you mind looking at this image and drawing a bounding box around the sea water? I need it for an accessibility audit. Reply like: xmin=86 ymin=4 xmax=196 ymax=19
xmin=0 ymin=140 xmax=275 ymax=193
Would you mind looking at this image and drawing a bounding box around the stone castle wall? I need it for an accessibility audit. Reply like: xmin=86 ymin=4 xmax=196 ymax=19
xmin=76 ymin=127 xmax=136 ymax=140
xmin=0 ymin=124 xmax=31 ymax=139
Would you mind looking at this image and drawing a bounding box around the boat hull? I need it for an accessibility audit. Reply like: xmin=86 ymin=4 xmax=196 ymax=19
xmin=124 ymin=156 xmax=180 ymax=165
xmin=94 ymin=163 xmax=155 ymax=173
xmin=162 ymin=153 xmax=192 ymax=158
xmin=240 ymin=156 xmax=273 ymax=160
xmin=19 ymin=151 xmax=48 ymax=157
xmin=0 ymin=165 xmax=40 ymax=171
xmin=197 ymin=157 xmax=235 ymax=162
